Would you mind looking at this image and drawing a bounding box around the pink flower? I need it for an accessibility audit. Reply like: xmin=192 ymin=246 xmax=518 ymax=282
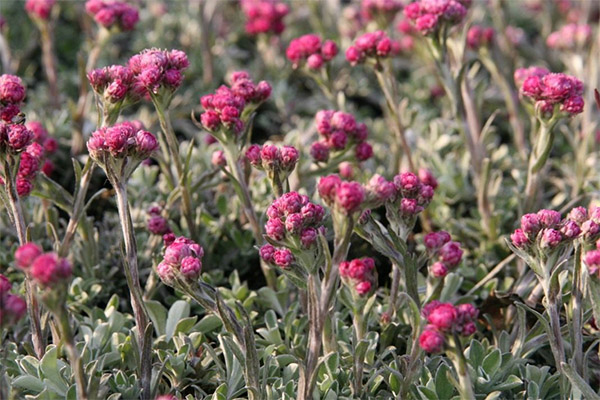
xmin=0 ymin=74 xmax=26 ymax=104
xmin=430 ymin=261 xmax=448 ymax=277
xmin=394 ymin=172 xmax=420 ymax=194
xmin=318 ymin=174 xmax=342 ymax=203
xmin=211 ymin=150 xmax=226 ymax=167
xmin=335 ymin=181 xmax=365 ymax=214
xmin=537 ymin=209 xmax=561 ymax=228
xmin=0 ymin=274 xmax=11 ymax=295
xmin=521 ymin=213 xmax=541 ymax=237
xmin=25 ymin=0 xmax=56 ymax=20
xmin=245 ymin=144 xmax=262 ymax=166
xmin=310 ymin=142 xmax=330 ymax=162
xmin=568 ymin=207 xmax=588 ymax=225
xmin=300 ymin=227 xmax=318 ymax=248
xmin=241 ymin=0 xmax=288 ymax=35
xmin=321 ymin=40 xmax=338 ymax=60
xmin=424 ymin=231 xmax=451 ymax=250
xmin=355 ymin=280 xmax=372 ymax=296
xmin=511 ymin=229 xmax=529 ymax=248
xmin=560 ymin=220 xmax=581 ymax=239
xmin=280 ymin=146 xmax=299 ymax=171
xmin=148 ymin=215 xmax=171 ymax=235
xmin=419 ymin=326 xmax=445 ymax=353
xmin=30 ymin=253 xmax=72 ymax=287
xmin=561 ymin=96 xmax=584 ymax=115
xmin=16 ymin=179 xmax=33 ymax=197
xmin=540 ymin=229 xmax=563 ymax=248
xmin=301 ymin=203 xmax=325 ymax=224
xmin=273 ymin=248 xmax=294 ymax=268
xmin=585 ymin=250 xmax=600 ymax=277
xmin=266 ymin=218 xmax=286 ymax=241
xmin=345 ymin=46 xmax=364 ymax=65
xmin=180 ymin=256 xmax=202 ymax=279
xmin=427 ymin=303 xmax=457 ymax=331
xmin=15 ymin=243 xmax=42 ymax=269
xmin=355 ymin=142 xmax=373 ymax=161
xmin=1 ymin=294 xmax=27 ymax=326
xmin=415 ymin=13 xmax=439 ymax=34
xmin=156 ymin=262 xmax=175 ymax=285
xmin=164 ymin=242 xmax=191 ymax=265
xmin=135 ymin=130 xmax=159 ymax=158
xmin=259 ymin=244 xmax=276 ymax=263
xmin=418 ymin=168 xmax=438 ymax=189
xmin=201 ymin=110 xmax=221 ymax=131
xmin=7 ymin=125 xmax=34 ymax=152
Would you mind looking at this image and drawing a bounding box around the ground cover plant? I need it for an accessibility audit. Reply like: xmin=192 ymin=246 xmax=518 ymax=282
xmin=0 ymin=0 xmax=599 ymax=399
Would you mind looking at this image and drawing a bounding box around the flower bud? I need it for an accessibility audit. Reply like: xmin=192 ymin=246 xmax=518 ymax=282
xmin=427 ymin=303 xmax=457 ymax=331
xmin=180 ymin=256 xmax=202 ymax=279
xmin=15 ymin=243 xmax=42 ymax=269
xmin=419 ymin=326 xmax=445 ymax=353
xmin=273 ymin=248 xmax=294 ymax=268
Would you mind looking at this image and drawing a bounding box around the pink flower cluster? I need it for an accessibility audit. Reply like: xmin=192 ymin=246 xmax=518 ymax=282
xmin=88 ymin=65 xmax=144 ymax=104
xmin=510 ymin=207 xmax=599 ymax=251
xmin=26 ymin=121 xmax=58 ymax=176
xmin=261 ymin=192 xmax=326 ymax=266
xmin=419 ymin=301 xmax=478 ymax=353
xmin=128 ymin=49 xmax=189 ymax=95
xmin=240 ymin=0 xmax=288 ymax=35
xmin=366 ymin=171 xmax=435 ymax=216
xmin=0 ymin=74 xmax=26 ymax=122
xmin=340 ymin=257 xmax=376 ymax=296
xmin=466 ymin=25 xmax=494 ymax=50
xmin=87 ymin=121 xmax=159 ymax=161
xmin=585 ymin=244 xmax=600 ymax=279
xmin=361 ymin=0 xmax=403 ymax=23
xmin=200 ymin=71 xmax=271 ymax=136
xmin=85 ymin=0 xmax=139 ymax=31
xmin=346 ymin=30 xmax=403 ymax=65
xmin=404 ymin=0 xmax=470 ymax=35
xmin=286 ymin=35 xmax=338 ymax=69
xmin=0 ymin=122 xmax=33 ymax=155
xmin=547 ymin=24 xmax=592 ymax=51
xmin=147 ymin=206 xmax=172 ymax=236
xmin=15 ymin=243 xmax=72 ymax=287
xmin=318 ymin=175 xmax=366 ymax=215
xmin=246 ymin=144 xmax=299 ymax=174
xmin=25 ymin=0 xmax=56 ymax=20
xmin=310 ymin=110 xmax=373 ymax=163
xmin=516 ymin=67 xmax=584 ymax=116
xmin=156 ymin=236 xmax=204 ymax=285
xmin=0 ymin=274 xmax=26 ymax=327
xmin=424 ymin=231 xmax=463 ymax=278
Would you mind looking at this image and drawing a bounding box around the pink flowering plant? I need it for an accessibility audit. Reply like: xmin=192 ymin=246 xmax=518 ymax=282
xmin=1 ymin=1 xmax=600 ymax=400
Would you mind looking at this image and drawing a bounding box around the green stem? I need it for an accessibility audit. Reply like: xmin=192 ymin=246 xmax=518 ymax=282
xmin=298 ymin=273 xmax=322 ymax=400
xmin=571 ymin=245 xmax=584 ymax=377
xmin=113 ymin=181 xmax=152 ymax=399
xmin=448 ymin=335 xmax=475 ymax=400
xmin=153 ymin=102 xmax=197 ymax=239
xmin=57 ymin=307 xmax=88 ymax=400
xmin=524 ymin=123 xmax=554 ymax=211
xmin=353 ymin=310 xmax=366 ymax=397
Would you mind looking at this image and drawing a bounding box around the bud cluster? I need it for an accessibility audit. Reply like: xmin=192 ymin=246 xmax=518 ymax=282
xmin=318 ymin=174 xmax=366 ymax=216
xmin=339 ymin=257 xmax=376 ymax=297
xmin=147 ymin=205 xmax=172 ymax=236
xmin=419 ymin=301 xmax=478 ymax=353
xmin=156 ymin=236 xmax=204 ymax=286
xmin=346 ymin=30 xmax=404 ymax=66
xmin=87 ymin=65 xmax=144 ymax=106
xmin=424 ymin=231 xmax=463 ymax=278
xmin=310 ymin=110 xmax=373 ymax=163
xmin=15 ymin=243 xmax=72 ymax=288
xmin=85 ymin=0 xmax=139 ymax=31
xmin=200 ymin=71 xmax=271 ymax=137
xmin=466 ymin=25 xmax=494 ymax=50
xmin=25 ymin=0 xmax=56 ymax=21
xmin=0 ymin=74 xmax=26 ymax=122
xmin=0 ymin=274 xmax=27 ymax=327
xmin=87 ymin=121 xmax=159 ymax=164
xmin=547 ymin=24 xmax=592 ymax=51
xmin=361 ymin=0 xmax=403 ymax=25
xmin=286 ymin=34 xmax=339 ymax=70
xmin=510 ymin=207 xmax=598 ymax=253
xmin=240 ymin=0 xmax=289 ymax=36
xmin=516 ymin=67 xmax=584 ymax=117
xmin=128 ymin=48 xmax=190 ymax=95
xmin=246 ymin=143 xmax=299 ymax=177
xmin=403 ymin=0 xmax=471 ymax=35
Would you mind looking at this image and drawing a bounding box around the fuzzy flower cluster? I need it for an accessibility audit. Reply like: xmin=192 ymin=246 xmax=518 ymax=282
xmin=547 ymin=24 xmax=592 ymax=51
xmin=87 ymin=121 xmax=158 ymax=162
xmin=340 ymin=257 xmax=376 ymax=297
xmin=25 ymin=0 xmax=56 ymax=20
xmin=200 ymin=71 xmax=271 ymax=136
xmin=419 ymin=301 xmax=478 ymax=353
xmin=510 ymin=208 xmax=598 ymax=252
xmin=128 ymin=49 xmax=189 ymax=95
xmin=346 ymin=30 xmax=402 ymax=65
xmin=424 ymin=231 xmax=463 ymax=278
xmin=466 ymin=25 xmax=494 ymax=50
xmin=147 ymin=205 xmax=172 ymax=236
xmin=516 ymin=67 xmax=584 ymax=117
xmin=261 ymin=192 xmax=326 ymax=269
xmin=240 ymin=0 xmax=288 ymax=35
xmin=85 ymin=0 xmax=139 ymax=31
xmin=286 ymin=34 xmax=338 ymax=70
xmin=366 ymin=170 xmax=436 ymax=216
xmin=15 ymin=243 xmax=72 ymax=288
xmin=403 ymin=0 xmax=471 ymax=35
xmin=318 ymin=175 xmax=366 ymax=216
xmin=156 ymin=236 xmax=204 ymax=286
xmin=0 ymin=274 xmax=26 ymax=327
xmin=0 ymin=74 xmax=26 ymax=122
xmin=361 ymin=0 xmax=403 ymax=24
xmin=88 ymin=65 xmax=144 ymax=105
xmin=310 ymin=110 xmax=373 ymax=163
xmin=246 ymin=144 xmax=299 ymax=177
xmin=1 ymin=121 xmax=58 ymax=196
xmin=585 ymin=246 xmax=600 ymax=279
xmin=0 ymin=122 xmax=33 ymax=156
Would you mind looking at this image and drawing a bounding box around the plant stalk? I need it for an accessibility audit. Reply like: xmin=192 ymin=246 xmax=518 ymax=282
xmin=57 ymin=307 xmax=88 ymax=400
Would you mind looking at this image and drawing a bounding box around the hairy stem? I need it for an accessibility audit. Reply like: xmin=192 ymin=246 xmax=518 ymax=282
xmin=40 ymin=23 xmax=59 ymax=109
xmin=57 ymin=307 xmax=88 ymax=400
xmin=113 ymin=181 xmax=152 ymax=399
xmin=448 ymin=335 xmax=475 ymax=400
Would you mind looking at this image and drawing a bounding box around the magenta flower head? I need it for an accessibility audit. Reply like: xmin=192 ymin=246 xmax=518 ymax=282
xmin=547 ymin=24 xmax=592 ymax=51
xmin=28 ymin=252 xmax=72 ymax=287
xmin=259 ymin=244 xmax=276 ymax=263
xmin=466 ymin=25 xmax=494 ymax=50
xmin=15 ymin=243 xmax=42 ymax=269
xmin=85 ymin=0 xmax=139 ymax=31
xmin=158 ymin=236 xmax=204 ymax=285
xmin=540 ymin=228 xmax=563 ymax=249
xmin=318 ymin=174 xmax=342 ymax=205
xmin=419 ymin=326 xmax=445 ymax=353
xmin=585 ymin=250 xmax=600 ymax=278
xmin=361 ymin=0 xmax=403 ymax=26
xmin=340 ymin=257 xmax=376 ymax=298
xmin=286 ymin=34 xmax=339 ymax=69
xmin=520 ymin=213 xmax=541 ymax=237
xmin=0 ymin=75 xmax=26 ymax=122
xmin=148 ymin=215 xmax=171 ymax=235
xmin=424 ymin=231 xmax=451 ymax=251
xmin=537 ymin=209 xmax=562 ymax=228
xmin=241 ymin=0 xmax=288 ymax=36
xmin=346 ymin=30 xmax=399 ymax=65
xmin=511 ymin=229 xmax=529 ymax=249
xmin=404 ymin=0 xmax=470 ymax=35
xmin=427 ymin=302 xmax=457 ymax=331
xmin=335 ymin=181 xmax=365 ymax=215
xmin=0 ymin=293 xmax=27 ymax=327
xmin=25 ymin=0 xmax=56 ymax=21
